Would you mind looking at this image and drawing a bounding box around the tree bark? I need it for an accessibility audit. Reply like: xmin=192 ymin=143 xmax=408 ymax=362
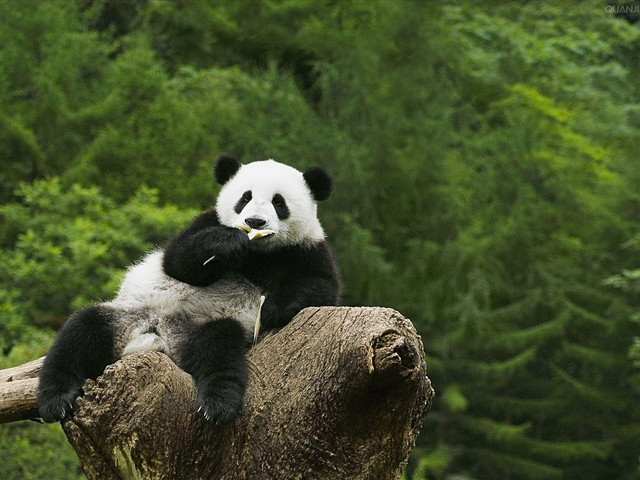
xmin=0 ymin=356 xmax=43 ymax=423
xmin=1 ymin=306 xmax=434 ymax=479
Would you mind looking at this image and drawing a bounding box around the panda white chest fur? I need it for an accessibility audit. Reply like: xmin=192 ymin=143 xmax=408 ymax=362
xmin=107 ymin=250 xmax=262 ymax=361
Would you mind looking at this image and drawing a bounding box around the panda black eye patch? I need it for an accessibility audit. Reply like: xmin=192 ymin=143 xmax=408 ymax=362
xmin=234 ymin=190 xmax=252 ymax=214
xmin=272 ymin=193 xmax=290 ymax=220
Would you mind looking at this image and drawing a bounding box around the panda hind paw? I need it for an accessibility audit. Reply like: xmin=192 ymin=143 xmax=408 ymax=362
xmin=196 ymin=395 xmax=242 ymax=426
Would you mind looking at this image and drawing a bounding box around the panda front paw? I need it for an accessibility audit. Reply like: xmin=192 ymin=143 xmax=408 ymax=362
xmin=200 ymin=226 xmax=250 ymax=260
xmin=37 ymin=386 xmax=82 ymax=423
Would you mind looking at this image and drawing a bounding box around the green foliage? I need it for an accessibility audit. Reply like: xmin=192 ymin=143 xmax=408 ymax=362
xmin=0 ymin=179 xmax=197 ymax=337
xmin=1 ymin=1 xmax=640 ymax=479
xmin=0 ymin=423 xmax=84 ymax=480
xmin=413 ymin=445 xmax=454 ymax=479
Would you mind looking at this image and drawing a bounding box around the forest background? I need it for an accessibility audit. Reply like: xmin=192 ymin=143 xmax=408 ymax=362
xmin=1 ymin=1 xmax=640 ymax=479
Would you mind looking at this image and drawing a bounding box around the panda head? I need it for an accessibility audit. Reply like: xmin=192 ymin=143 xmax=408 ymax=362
xmin=214 ymin=154 xmax=333 ymax=249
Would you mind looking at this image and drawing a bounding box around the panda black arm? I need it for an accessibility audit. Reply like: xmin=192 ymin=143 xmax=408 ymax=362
xmin=162 ymin=209 xmax=249 ymax=286
xmin=250 ymin=241 xmax=341 ymax=329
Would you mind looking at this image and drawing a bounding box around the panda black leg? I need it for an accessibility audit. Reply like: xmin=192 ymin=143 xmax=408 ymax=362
xmin=180 ymin=318 xmax=248 ymax=425
xmin=37 ymin=305 xmax=116 ymax=423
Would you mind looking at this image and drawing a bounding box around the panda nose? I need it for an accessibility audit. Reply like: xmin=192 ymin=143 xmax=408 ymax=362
xmin=245 ymin=217 xmax=267 ymax=229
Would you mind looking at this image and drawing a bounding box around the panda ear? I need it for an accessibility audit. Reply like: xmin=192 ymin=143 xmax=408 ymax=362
xmin=303 ymin=166 xmax=333 ymax=202
xmin=214 ymin=154 xmax=242 ymax=185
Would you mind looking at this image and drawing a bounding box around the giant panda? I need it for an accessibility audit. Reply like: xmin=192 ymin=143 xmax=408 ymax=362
xmin=37 ymin=154 xmax=341 ymax=425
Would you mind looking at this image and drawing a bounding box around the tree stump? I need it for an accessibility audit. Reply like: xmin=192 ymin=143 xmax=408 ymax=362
xmin=2 ymin=307 xmax=434 ymax=479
